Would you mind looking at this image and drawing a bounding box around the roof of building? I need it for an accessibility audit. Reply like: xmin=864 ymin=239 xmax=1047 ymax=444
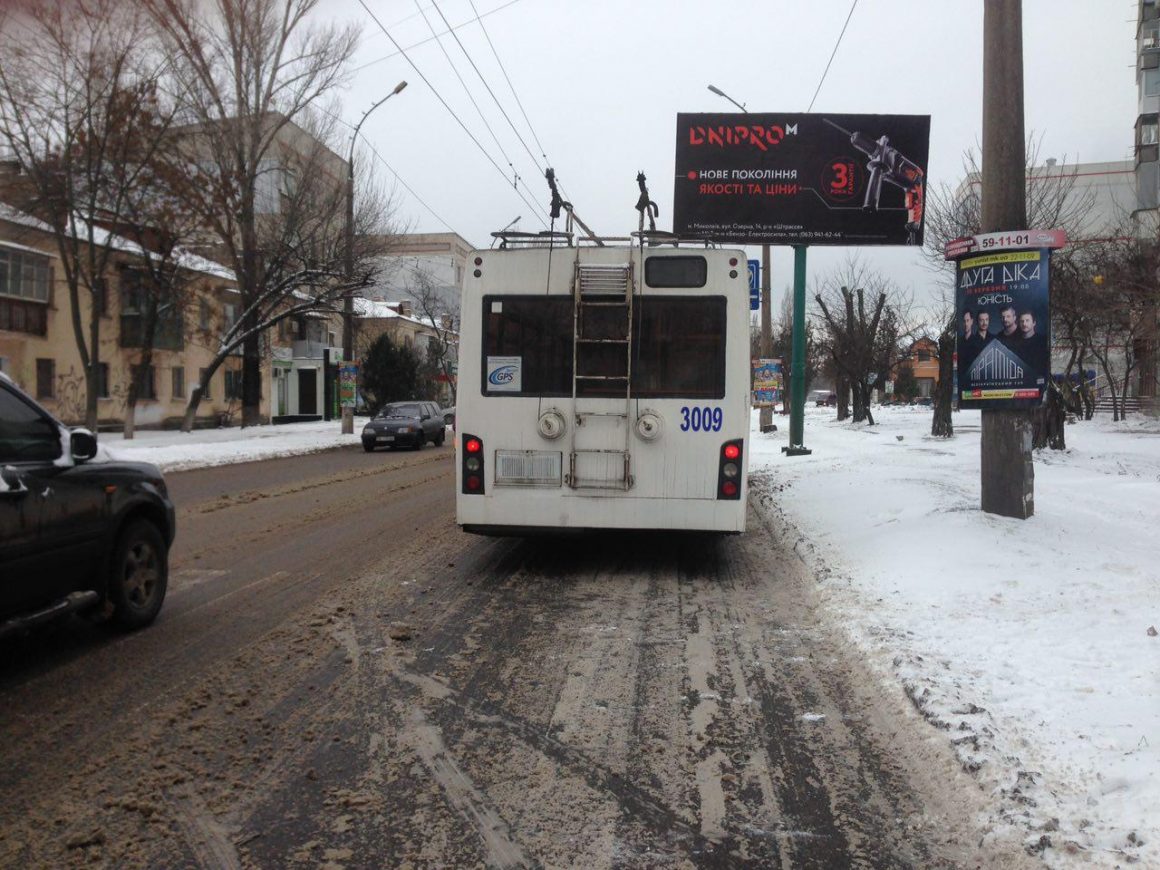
xmin=0 ymin=201 xmax=236 ymax=282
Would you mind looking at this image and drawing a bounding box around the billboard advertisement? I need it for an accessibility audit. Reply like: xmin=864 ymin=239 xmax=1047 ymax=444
xmin=752 ymin=358 xmax=783 ymax=408
xmin=955 ymin=249 xmax=1051 ymax=409
xmin=673 ymin=112 xmax=931 ymax=246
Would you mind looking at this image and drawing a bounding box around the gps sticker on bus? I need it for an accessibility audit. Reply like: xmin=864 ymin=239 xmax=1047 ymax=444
xmin=486 ymin=356 xmax=522 ymax=392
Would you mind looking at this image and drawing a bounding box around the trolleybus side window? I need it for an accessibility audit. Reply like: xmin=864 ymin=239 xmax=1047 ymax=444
xmin=644 ymin=256 xmax=707 ymax=288
xmin=482 ymin=295 xmax=725 ymax=399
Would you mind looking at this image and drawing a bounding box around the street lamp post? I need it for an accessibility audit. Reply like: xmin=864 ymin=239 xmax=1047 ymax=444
xmin=707 ymin=85 xmax=774 ymax=434
xmin=341 ymin=79 xmax=407 ymax=434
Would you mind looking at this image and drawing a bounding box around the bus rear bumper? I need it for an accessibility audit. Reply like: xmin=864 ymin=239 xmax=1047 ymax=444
xmin=457 ymin=492 xmax=747 ymax=535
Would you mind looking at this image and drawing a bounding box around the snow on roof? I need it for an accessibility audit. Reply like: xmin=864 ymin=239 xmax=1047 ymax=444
xmin=0 ymin=201 xmax=236 ymax=282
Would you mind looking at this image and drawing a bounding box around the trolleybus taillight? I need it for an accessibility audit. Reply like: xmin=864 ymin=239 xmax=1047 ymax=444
xmin=717 ymin=439 xmax=743 ymax=500
xmin=462 ymin=434 xmax=485 ymax=494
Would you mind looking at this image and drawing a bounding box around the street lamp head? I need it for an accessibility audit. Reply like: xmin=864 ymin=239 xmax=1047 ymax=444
xmin=707 ymin=84 xmax=725 ymax=97
xmin=393 ymin=80 xmax=408 ymax=95
xmin=706 ymin=84 xmax=746 ymax=112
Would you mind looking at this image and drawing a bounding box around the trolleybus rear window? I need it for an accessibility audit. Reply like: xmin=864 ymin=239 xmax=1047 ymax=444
xmin=483 ymin=295 xmax=725 ymax=398
xmin=644 ymin=256 xmax=707 ymax=288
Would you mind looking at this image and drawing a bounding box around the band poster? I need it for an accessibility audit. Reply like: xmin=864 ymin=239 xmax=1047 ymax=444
xmin=955 ymin=248 xmax=1051 ymax=409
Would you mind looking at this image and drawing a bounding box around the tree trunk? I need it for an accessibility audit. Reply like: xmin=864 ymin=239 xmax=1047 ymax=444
xmin=932 ymin=329 xmax=954 ymax=438
xmin=836 ymin=371 xmax=849 ymax=421
xmin=124 ymin=381 xmax=138 ymax=440
xmin=242 ymin=331 xmax=262 ymax=427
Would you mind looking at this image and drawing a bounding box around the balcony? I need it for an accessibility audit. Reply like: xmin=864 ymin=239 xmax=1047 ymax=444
xmin=291 ymin=339 xmax=328 ymax=359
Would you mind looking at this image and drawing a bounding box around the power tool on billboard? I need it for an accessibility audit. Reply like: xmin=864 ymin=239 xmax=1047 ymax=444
xmin=823 ymin=118 xmax=925 ymax=244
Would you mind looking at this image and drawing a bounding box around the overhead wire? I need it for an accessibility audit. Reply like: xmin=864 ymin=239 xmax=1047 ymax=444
xmin=354 ymin=0 xmax=551 ymax=228
xmin=352 ymin=0 xmax=524 ymax=74
xmin=313 ymin=101 xmax=465 ymax=239
xmin=806 ymin=0 xmax=859 ymax=112
xmin=411 ymin=0 xmax=545 ymax=214
xmin=464 ymin=0 xmax=550 ymax=173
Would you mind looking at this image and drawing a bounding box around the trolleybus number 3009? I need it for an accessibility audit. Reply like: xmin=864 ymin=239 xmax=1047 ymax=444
xmin=679 ymin=406 xmax=723 ymax=432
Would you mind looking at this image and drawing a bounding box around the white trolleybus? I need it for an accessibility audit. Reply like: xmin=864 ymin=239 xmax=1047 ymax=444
xmin=456 ymin=229 xmax=751 ymax=535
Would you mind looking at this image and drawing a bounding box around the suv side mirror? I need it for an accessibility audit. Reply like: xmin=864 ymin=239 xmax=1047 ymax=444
xmin=70 ymin=428 xmax=98 ymax=462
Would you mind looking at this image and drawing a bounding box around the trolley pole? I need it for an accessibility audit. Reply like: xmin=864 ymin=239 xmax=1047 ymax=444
xmin=784 ymin=244 xmax=811 ymax=455
xmin=980 ymin=0 xmax=1032 ymax=518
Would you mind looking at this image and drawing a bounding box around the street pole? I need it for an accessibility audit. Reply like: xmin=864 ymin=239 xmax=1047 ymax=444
xmin=707 ymin=85 xmax=775 ymax=432
xmin=980 ymin=0 xmax=1032 ymax=518
xmin=784 ymin=245 xmax=811 ymax=455
xmin=342 ymin=80 xmax=407 ymax=434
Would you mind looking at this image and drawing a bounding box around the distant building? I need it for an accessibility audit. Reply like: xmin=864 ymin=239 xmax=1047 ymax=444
xmin=897 ymin=336 xmax=940 ymax=398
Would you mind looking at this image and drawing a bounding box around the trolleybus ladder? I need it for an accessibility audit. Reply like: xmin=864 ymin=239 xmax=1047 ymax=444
xmin=568 ymin=259 xmax=634 ymax=490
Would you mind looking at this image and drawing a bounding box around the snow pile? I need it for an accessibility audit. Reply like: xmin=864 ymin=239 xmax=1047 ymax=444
xmin=750 ymin=406 xmax=1159 ymax=867
xmin=96 ymin=419 xmax=366 ymax=472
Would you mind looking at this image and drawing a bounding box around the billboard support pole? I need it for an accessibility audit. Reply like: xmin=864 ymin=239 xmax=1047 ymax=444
xmin=980 ymin=0 xmax=1032 ymax=519
xmin=783 ymin=244 xmax=811 ymax=456
xmin=759 ymin=244 xmax=773 ymax=432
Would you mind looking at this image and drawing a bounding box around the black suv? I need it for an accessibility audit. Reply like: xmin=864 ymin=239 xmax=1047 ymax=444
xmin=0 ymin=374 xmax=175 ymax=638
xmin=361 ymin=401 xmax=446 ymax=451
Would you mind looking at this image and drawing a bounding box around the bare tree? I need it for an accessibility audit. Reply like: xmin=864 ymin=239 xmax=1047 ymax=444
xmin=0 ymin=0 xmax=173 ymax=428
xmin=814 ymin=257 xmax=917 ymax=425
xmin=922 ymin=137 xmax=1095 ymax=277
xmin=405 ymin=266 xmax=459 ymax=406
xmin=144 ymin=0 xmax=376 ymax=427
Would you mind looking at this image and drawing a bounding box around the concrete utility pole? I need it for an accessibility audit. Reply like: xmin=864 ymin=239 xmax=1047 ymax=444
xmin=708 ymin=85 xmax=774 ymax=432
xmin=981 ymin=0 xmax=1033 ymax=518
xmin=342 ymin=80 xmax=407 ymax=434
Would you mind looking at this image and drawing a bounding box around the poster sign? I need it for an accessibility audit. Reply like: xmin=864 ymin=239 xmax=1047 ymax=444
xmin=752 ymin=358 xmax=783 ymax=408
xmin=673 ymin=112 xmax=931 ymax=246
xmin=954 ymin=249 xmax=1051 ymax=409
xmin=339 ymin=363 xmax=358 ymax=408
xmin=486 ymin=355 xmax=522 ymax=392
xmin=748 ymin=259 xmax=760 ymax=310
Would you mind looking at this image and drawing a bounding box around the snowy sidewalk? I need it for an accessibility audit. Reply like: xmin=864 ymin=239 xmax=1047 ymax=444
xmin=97 ymin=418 xmax=368 ymax=472
xmin=750 ymin=406 xmax=1159 ymax=868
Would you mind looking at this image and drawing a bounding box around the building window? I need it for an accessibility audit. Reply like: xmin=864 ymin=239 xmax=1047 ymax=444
xmin=1140 ymin=114 xmax=1159 ymax=148
xmin=36 ymin=358 xmax=54 ymax=399
xmin=198 ymin=368 xmax=211 ymax=399
xmin=96 ymin=362 xmax=109 ymax=399
xmin=224 ymin=369 xmax=242 ymax=400
xmin=172 ymin=366 xmax=185 ymax=399
xmin=199 ymin=299 xmax=211 ymax=331
xmin=131 ymin=364 xmax=157 ymax=400
xmin=1145 ymin=68 xmax=1160 ymax=97
xmin=0 ymin=248 xmax=51 ymax=302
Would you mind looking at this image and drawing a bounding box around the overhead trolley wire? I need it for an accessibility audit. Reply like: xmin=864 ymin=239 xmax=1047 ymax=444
xmin=806 ymin=0 xmax=859 ymax=112
xmin=411 ymin=0 xmax=546 ymax=213
xmin=352 ymin=0 xmax=525 ymax=75
xmin=312 ymin=101 xmax=466 ymax=240
xmin=431 ymin=0 xmax=545 ymax=178
xmin=355 ymin=0 xmax=550 ymax=228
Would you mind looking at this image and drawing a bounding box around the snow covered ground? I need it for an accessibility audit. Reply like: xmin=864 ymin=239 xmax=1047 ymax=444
xmin=750 ymin=406 xmax=1159 ymax=868
xmin=98 ymin=408 xmax=1159 ymax=866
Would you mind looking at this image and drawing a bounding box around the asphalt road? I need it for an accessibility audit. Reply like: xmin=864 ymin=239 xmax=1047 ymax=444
xmin=0 ymin=446 xmax=1015 ymax=868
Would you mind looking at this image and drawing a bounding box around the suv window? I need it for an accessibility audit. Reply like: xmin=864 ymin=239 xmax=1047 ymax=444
xmin=0 ymin=384 xmax=62 ymax=463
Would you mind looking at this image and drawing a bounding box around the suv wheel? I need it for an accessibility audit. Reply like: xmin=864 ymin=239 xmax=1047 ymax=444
xmin=108 ymin=519 xmax=168 ymax=630
xmin=434 ymin=428 xmax=445 ymax=447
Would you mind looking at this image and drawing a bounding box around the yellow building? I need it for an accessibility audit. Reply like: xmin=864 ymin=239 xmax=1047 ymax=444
xmin=0 ymin=204 xmax=264 ymax=428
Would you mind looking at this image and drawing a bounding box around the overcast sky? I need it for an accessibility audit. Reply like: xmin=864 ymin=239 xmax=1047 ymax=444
xmin=327 ymin=0 xmax=1138 ymax=315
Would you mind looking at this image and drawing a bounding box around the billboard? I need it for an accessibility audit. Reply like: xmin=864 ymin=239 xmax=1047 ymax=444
xmin=955 ymin=249 xmax=1051 ymax=409
xmin=673 ymin=112 xmax=931 ymax=246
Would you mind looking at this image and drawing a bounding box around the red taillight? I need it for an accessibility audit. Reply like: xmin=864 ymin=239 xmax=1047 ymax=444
xmin=461 ymin=434 xmax=485 ymax=494
xmin=718 ymin=439 xmax=743 ymax=500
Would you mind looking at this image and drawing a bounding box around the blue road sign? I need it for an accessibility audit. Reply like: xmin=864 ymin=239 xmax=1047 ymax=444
xmin=748 ymin=259 xmax=760 ymax=311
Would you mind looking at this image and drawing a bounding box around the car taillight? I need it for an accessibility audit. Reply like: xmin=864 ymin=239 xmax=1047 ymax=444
xmin=461 ymin=433 xmax=485 ymax=494
xmin=717 ymin=439 xmax=743 ymax=500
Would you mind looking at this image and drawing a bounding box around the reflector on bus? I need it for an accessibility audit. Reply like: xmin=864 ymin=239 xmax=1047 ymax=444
xmin=494 ymin=450 xmax=562 ymax=487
